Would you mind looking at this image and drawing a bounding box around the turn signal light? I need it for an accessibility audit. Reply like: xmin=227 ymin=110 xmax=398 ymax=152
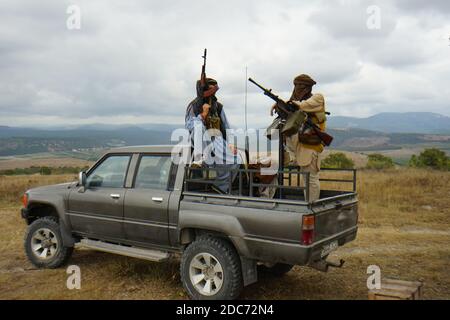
xmin=22 ymin=193 xmax=28 ymax=208
xmin=302 ymin=215 xmax=315 ymax=245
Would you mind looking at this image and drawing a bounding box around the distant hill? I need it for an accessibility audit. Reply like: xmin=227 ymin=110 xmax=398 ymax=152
xmin=66 ymin=123 xmax=181 ymax=132
xmin=328 ymin=128 xmax=450 ymax=151
xmin=0 ymin=126 xmax=175 ymax=156
xmin=328 ymin=112 xmax=450 ymax=134
xmin=1 ymin=112 xmax=450 ymax=156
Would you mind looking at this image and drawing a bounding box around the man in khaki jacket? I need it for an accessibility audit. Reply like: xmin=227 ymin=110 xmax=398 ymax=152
xmin=272 ymin=74 xmax=326 ymax=202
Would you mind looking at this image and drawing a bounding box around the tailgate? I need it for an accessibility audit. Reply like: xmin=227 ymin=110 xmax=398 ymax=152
xmin=312 ymin=196 xmax=358 ymax=241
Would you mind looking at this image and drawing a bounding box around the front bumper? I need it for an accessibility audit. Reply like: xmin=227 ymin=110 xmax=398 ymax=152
xmin=21 ymin=207 xmax=29 ymax=220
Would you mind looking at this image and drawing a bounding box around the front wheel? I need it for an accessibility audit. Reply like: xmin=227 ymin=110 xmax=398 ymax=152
xmin=24 ymin=217 xmax=73 ymax=268
xmin=180 ymin=236 xmax=243 ymax=300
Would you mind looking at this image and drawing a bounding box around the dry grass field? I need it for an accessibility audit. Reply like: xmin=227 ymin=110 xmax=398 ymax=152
xmin=0 ymin=169 xmax=449 ymax=300
xmin=0 ymin=157 xmax=93 ymax=171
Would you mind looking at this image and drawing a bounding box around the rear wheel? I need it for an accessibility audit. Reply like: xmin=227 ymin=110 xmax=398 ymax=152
xmin=24 ymin=217 xmax=73 ymax=268
xmin=180 ymin=236 xmax=243 ymax=300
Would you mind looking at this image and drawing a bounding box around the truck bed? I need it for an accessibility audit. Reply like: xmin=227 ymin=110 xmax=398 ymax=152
xmin=183 ymin=166 xmax=357 ymax=204
xmin=180 ymin=166 xmax=358 ymax=266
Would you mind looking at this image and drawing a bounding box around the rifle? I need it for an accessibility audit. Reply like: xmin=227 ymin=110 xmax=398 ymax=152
xmin=248 ymin=77 xmax=333 ymax=147
xmin=200 ymin=48 xmax=207 ymax=92
xmin=195 ymin=49 xmax=212 ymax=116
xmin=248 ymin=78 xmax=295 ymax=120
xmin=199 ymin=48 xmax=219 ymax=101
xmin=196 ymin=49 xmax=223 ymax=132
xmin=303 ymin=117 xmax=334 ymax=147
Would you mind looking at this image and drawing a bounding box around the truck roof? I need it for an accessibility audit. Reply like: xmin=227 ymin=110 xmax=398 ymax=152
xmin=108 ymin=145 xmax=177 ymax=154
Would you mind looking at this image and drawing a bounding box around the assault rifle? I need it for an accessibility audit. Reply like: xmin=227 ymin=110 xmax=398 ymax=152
xmin=200 ymin=48 xmax=207 ymax=92
xmin=248 ymin=78 xmax=333 ymax=147
xmin=248 ymin=78 xmax=295 ymax=120
xmin=199 ymin=48 xmax=219 ymax=100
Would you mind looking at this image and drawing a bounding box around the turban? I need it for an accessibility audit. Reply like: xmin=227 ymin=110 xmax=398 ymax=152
xmin=196 ymin=78 xmax=219 ymax=98
xmin=293 ymin=74 xmax=317 ymax=87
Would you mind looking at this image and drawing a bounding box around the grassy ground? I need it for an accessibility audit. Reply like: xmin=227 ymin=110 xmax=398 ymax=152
xmin=0 ymin=157 xmax=93 ymax=171
xmin=0 ymin=169 xmax=449 ymax=300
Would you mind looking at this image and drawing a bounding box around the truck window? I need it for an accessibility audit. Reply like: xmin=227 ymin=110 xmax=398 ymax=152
xmin=134 ymin=155 xmax=172 ymax=190
xmin=86 ymin=155 xmax=130 ymax=188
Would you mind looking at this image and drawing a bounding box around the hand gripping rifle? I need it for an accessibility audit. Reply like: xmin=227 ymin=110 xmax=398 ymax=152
xmin=199 ymin=49 xmax=218 ymax=102
xmin=197 ymin=49 xmax=218 ymax=116
xmin=248 ymin=78 xmax=333 ymax=147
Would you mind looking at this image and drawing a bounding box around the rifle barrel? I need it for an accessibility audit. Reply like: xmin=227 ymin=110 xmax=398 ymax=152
xmin=248 ymin=78 xmax=257 ymax=86
xmin=248 ymin=78 xmax=267 ymax=92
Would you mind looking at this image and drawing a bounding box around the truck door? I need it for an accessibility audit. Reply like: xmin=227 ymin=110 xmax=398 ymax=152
xmin=123 ymin=154 xmax=172 ymax=246
xmin=68 ymin=154 xmax=131 ymax=240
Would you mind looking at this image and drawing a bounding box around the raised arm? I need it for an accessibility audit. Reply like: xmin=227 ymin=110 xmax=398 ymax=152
xmin=292 ymin=93 xmax=325 ymax=113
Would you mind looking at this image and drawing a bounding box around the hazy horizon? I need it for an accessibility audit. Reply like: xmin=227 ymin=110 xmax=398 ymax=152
xmin=1 ymin=111 xmax=449 ymax=133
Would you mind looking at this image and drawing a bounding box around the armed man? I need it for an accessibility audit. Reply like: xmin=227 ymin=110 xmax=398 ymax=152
xmin=185 ymin=77 xmax=241 ymax=194
xmin=185 ymin=77 xmax=230 ymax=141
xmin=185 ymin=50 xmax=240 ymax=194
xmin=271 ymin=74 xmax=327 ymax=202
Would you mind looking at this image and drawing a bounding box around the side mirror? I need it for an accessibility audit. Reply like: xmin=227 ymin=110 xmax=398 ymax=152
xmin=78 ymin=171 xmax=87 ymax=187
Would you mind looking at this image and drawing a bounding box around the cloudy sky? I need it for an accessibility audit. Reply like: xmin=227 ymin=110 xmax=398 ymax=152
xmin=0 ymin=0 xmax=449 ymax=129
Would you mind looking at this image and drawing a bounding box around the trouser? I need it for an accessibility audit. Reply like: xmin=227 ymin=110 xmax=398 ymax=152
xmin=259 ymin=176 xmax=278 ymax=198
xmin=212 ymin=164 xmax=240 ymax=193
xmin=300 ymin=156 xmax=321 ymax=202
xmin=285 ymin=135 xmax=321 ymax=202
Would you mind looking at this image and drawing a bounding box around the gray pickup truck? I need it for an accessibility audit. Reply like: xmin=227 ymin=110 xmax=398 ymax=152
xmin=21 ymin=145 xmax=358 ymax=300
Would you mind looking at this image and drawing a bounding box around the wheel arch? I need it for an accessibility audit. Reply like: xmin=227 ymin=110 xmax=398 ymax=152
xmin=178 ymin=210 xmax=251 ymax=257
xmin=25 ymin=202 xmax=75 ymax=247
xmin=26 ymin=203 xmax=59 ymax=224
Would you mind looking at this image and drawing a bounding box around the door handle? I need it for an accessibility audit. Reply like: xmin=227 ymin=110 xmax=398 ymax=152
xmin=110 ymin=194 xmax=121 ymax=199
xmin=152 ymin=197 xmax=164 ymax=202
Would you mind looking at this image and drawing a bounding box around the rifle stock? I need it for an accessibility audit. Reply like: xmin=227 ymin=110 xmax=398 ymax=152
xmin=311 ymin=124 xmax=333 ymax=146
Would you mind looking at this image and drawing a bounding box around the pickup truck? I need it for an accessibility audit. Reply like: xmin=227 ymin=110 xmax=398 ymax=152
xmin=20 ymin=145 xmax=358 ymax=300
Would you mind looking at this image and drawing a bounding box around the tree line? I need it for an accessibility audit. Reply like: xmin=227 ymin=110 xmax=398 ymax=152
xmin=322 ymin=148 xmax=450 ymax=171
xmin=0 ymin=166 xmax=89 ymax=176
xmin=0 ymin=149 xmax=448 ymax=175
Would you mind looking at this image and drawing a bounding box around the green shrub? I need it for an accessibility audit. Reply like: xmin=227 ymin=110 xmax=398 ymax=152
xmin=0 ymin=166 xmax=89 ymax=176
xmin=366 ymin=154 xmax=395 ymax=170
xmin=408 ymin=148 xmax=450 ymax=170
xmin=40 ymin=167 xmax=52 ymax=175
xmin=322 ymin=152 xmax=355 ymax=169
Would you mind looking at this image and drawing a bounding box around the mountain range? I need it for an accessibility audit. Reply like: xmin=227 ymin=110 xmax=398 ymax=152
xmin=0 ymin=112 xmax=449 ymax=157
xmin=327 ymin=112 xmax=450 ymax=134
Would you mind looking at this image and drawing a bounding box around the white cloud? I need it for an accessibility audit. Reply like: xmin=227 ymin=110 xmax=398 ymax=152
xmin=0 ymin=0 xmax=449 ymax=129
